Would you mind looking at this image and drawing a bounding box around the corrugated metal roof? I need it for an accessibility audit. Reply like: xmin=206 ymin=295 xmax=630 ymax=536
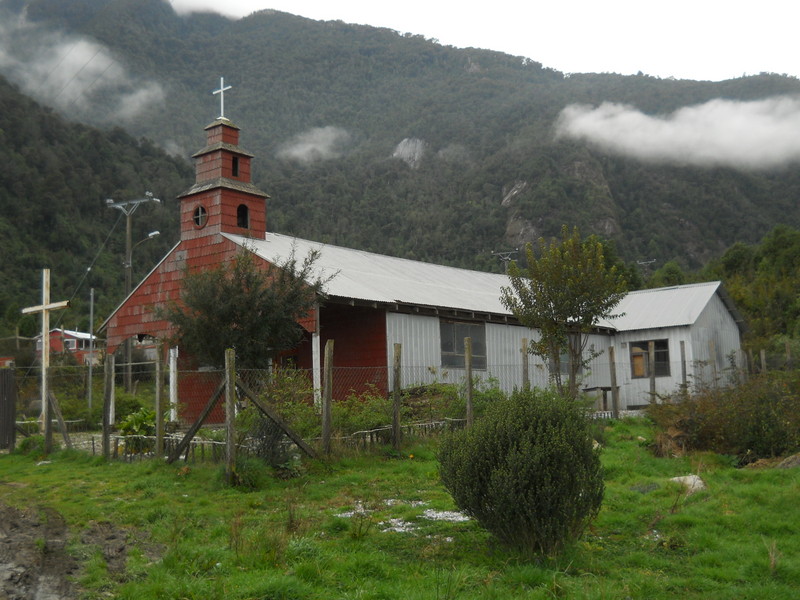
xmin=225 ymin=232 xmax=511 ymax=315
xmin=224 ymin=232 xmax=728 ymax=331
xmin=599 ymin=281 xmax=721 ymax=331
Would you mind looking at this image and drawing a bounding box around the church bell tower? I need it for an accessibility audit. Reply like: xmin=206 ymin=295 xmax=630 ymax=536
xmin=178 ymin=79 xmax=268 ymax=241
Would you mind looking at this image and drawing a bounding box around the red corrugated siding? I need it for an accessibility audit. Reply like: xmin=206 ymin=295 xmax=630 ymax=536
xmin=293 ymin=304 xmax=389 ymax=398
xmin=104 ymin=235 xmax=241 ymax=353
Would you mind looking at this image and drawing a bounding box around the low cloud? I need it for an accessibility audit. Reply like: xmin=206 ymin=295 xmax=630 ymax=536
xmin=0 ymin=12 xmax=164 ymax=122
xmin=276 ymin=126 xmax=352 ymax=163
xmin=556 ymin=96 xmax=800 ymax=170
xmin=169 ymin=0 xmax=238 ymax=18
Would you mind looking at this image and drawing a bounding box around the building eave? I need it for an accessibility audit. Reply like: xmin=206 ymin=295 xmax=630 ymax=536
xmin=178 ymin=177 xmax=269 ymax=199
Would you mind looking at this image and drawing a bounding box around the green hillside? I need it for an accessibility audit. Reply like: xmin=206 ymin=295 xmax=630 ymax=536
xmin=0 ymin=75 xmax=190 ymax=338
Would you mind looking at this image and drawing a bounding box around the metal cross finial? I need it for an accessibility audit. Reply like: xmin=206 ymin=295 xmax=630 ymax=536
xmin=213 ymin=76 xmax=232 ymax=119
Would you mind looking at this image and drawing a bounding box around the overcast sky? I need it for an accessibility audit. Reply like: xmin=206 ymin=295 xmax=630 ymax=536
xmin=169 ymin=0 xmax=797 ymax=82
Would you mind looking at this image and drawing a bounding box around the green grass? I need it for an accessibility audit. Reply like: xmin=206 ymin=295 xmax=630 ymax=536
xmin=2 ymin=420 xmax=799 ymax=599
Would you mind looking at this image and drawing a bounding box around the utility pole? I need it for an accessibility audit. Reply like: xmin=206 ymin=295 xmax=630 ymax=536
xmin=491 ymin=249 xmax=518 ymax=274
xmin=106 ymin=192 xmax=161 ymax=392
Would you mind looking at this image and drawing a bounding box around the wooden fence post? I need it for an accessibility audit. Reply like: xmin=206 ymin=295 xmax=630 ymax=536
xmin=225 ymin=348 xmax=236 ymax=486
xmin=709 ymin=340 xmax=718 ymax=387
xmin=464 ymin=337 xmax=473 ymax=428
xmin=0 ymin=369 xmax=17 ymax=450
xmin=169 ymin=347 xmax=179 ymax=422
xmin=322 ymin=340 xmax=334 ymax=455
xmin=103 ymin=354 xmax=114 ymax=461
xmin=155 ymin=342 xmax=165 ymax=457
xmin=680 ymin=341 xmax=687 ymax=391
xmin=392 ymin=343 xmax=402 ymax=450
xmin=521 ymin=337 xmax=529 ymax=391
xmin=648 ymin=340 xmax=656 ymax=399
xmin=608 ymin=346 xmax=619 ymax=419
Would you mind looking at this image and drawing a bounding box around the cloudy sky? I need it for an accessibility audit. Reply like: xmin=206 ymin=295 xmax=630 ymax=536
xmin=170 ymin=0 xmax=797 ymax=82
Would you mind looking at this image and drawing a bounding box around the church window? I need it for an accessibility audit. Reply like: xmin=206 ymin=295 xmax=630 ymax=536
xmin=232 ymin=156 xmax=239 ymax=177
xmin=237 ymin=204 xmax=249 ymax=228
xmin=193 ymin=205 xmax=208 ymax=228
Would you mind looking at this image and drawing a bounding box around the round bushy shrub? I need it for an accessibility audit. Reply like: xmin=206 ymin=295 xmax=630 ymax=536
xmin=438 ymin=389 xmax=603 ymax=555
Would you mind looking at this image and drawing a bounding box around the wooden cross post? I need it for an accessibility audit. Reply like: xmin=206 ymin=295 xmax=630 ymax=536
xmin=21 ymin=269 xmax=69 ymax=451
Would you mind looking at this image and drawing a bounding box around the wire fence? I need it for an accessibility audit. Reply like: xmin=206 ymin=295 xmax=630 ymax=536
xmin=4 ymin=342 xmax=793 ymax=461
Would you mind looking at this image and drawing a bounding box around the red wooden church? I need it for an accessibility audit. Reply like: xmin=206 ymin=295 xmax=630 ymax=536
xmin=104 ymin=91 xmax=745 ymax=421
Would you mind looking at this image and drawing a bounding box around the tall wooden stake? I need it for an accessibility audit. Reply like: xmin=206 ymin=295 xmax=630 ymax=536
xmin=225 ymin=348 xmax=236 ymax=486
xmin=321 ymin=340 xmax=334 ymax=454
xmin=155 ymin=342 xmax=165 ymax=457
xmin=680 ymin=341 xmax=687 ymax=391
xmin=709 ymin=340 xmax=718 ymax=387
xmin=392 ymin=343 xmax=402 ymax=450
xmin=103 ymin=354 xmax=115 ymax=460
xmin=521 ymin=337 xmax=530 ymax=391
xmin=648 ymin=340 xmax=656 ymax=400
xmin=464 ymin=337 xmax=473 ymax=428
xmin=608 ymin=346 xmax=619 ymax=419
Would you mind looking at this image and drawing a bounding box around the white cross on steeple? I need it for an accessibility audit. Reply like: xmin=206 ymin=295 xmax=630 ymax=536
xmin=213 ymin=76 xmax=232 ymax=119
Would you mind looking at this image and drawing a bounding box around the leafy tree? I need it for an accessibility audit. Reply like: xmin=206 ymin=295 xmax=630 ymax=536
xmin=438 ymin=389 xmax=604 ymax=556
xmin=161 ymin=248 xmax=332 ymax=369
xmin=501 ymin=226 xmax=628 ymax=398
xmin=704 ymin=225 xmax=800 ymax=346
xmin=648 ymin=260 xmax=687 ymax=288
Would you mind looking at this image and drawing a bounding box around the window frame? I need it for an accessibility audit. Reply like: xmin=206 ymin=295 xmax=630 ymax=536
xmin=192 ymin=205 xmax=208 ymax=228
xmin=629 ymin=339 xmax=670 ymax=378
xmin=439 ymin=319 xmax=487 ymax=370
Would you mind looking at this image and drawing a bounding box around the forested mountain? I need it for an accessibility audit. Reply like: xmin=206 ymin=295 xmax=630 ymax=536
xmin=2 ymin=0 xmax=800 ymax=341
xmin=0 ymin=75 xmax=190 ymax=337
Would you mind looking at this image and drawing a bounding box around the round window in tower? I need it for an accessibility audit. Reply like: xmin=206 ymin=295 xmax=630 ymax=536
xmin=193 ymin=205 xmax=208 ymax=228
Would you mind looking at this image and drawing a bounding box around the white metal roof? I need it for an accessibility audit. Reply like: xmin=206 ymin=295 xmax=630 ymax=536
xmin=35 ymin=328 xmax=97 ymax=341
xmin=224 ymin=233 xmax=731 ymax=332
xmin=224 ymin=232 xmax=511 ymax=315
xmin=600 ymin=281 xmax=723 ymax=331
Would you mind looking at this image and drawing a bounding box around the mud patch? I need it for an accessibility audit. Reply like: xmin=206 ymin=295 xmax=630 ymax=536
xmin=0 ymin=503 xmax=78 ymax=599
xmin=81 ymin=521 xmax=129 ymax=577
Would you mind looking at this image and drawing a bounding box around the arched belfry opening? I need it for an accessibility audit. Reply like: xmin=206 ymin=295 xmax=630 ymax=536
xmin=237 ymin=204 xmax=249 ymax=228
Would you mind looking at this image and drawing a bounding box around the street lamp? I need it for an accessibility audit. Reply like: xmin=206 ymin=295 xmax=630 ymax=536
xmin=106 ymin=192 xmax=161 ymax=392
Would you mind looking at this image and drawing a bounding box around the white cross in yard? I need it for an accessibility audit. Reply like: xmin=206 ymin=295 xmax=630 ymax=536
xmin=21 ymin=269 xmax=70 ymax=436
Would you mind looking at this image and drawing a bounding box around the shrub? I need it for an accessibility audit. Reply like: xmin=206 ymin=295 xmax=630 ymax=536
xmin=648 ymin=371 xmax=800 ymax=463
xmin=332 ymin=385 xmax=393 ymax=435
xmin=256 ymin=367 xmax=320 ymax=439
xmin=16 ymin=434 xmax=59 ymax=456
xmin=219 ymin=456 xmax=268 ymax=491
xmin=437 ymin=389 xmax=603 ymax=556
xmin=118 ymin=407 xmax=156 ymax=453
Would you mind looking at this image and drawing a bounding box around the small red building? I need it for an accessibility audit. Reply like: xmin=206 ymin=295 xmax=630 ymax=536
xmin=35 ymin=328 xmax=102 ymax=365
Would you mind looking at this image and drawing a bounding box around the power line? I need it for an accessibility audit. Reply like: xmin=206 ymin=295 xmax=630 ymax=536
xmin=52 ymin=211 xmax=124 ymax=330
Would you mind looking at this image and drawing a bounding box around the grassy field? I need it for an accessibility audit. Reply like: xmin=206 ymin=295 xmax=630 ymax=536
xmin=1 ymin=418 xmax=799 ymax=599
